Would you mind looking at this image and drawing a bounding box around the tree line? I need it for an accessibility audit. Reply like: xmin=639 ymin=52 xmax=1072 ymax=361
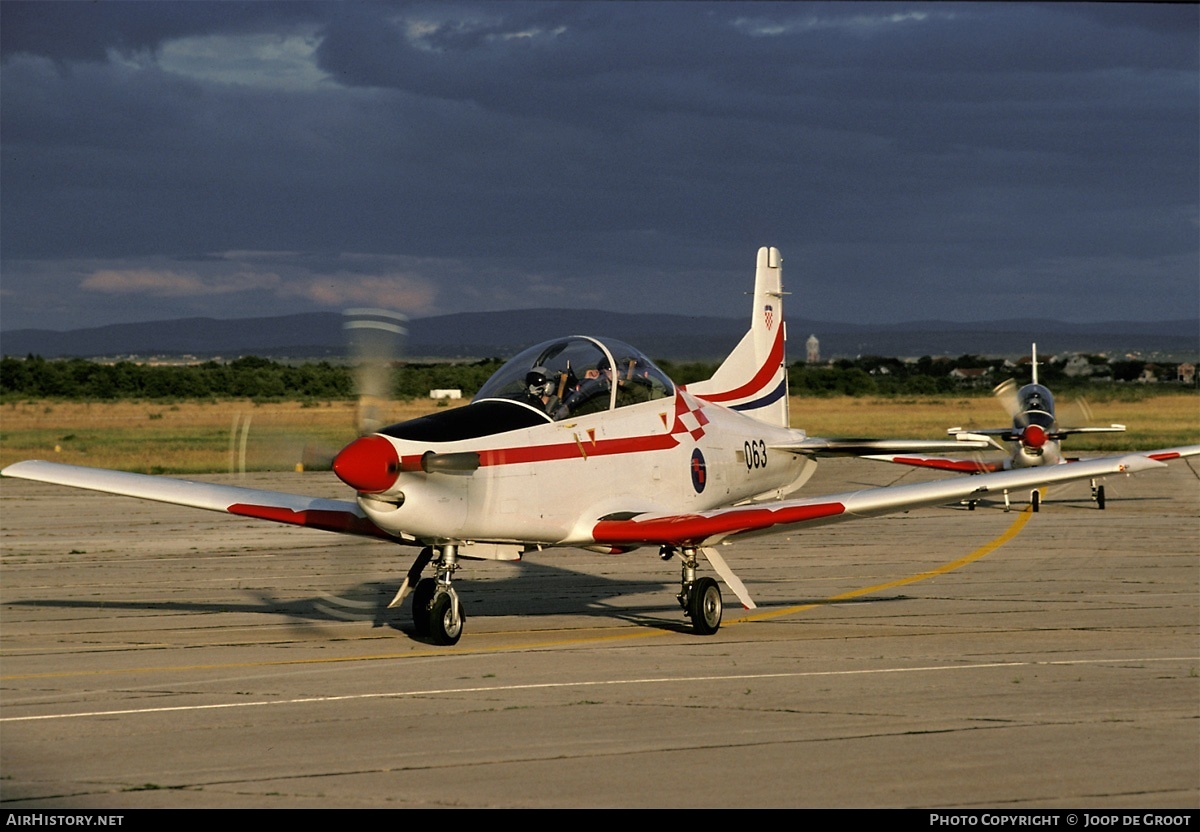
xmin=1 ymin=354 xmax=1189 ymax=401
xmin=0 ymin=355 xmax=503 ymax=401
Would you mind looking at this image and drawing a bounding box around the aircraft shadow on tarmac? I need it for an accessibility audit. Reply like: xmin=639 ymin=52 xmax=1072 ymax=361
xmin=6 ymin=555 xmax=915 ymax=641
xmin=6 ymin=558 xmax=681 ymax=639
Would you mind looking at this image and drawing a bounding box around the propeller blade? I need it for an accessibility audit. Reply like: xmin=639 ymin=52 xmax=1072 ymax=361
xmin=993 ymin=378 xmax=1021 ymax=423
xmin=1057 ymin=395 xmax=1095 ymax=430
xmin=344 ymin=308 xmax=408 ymax=436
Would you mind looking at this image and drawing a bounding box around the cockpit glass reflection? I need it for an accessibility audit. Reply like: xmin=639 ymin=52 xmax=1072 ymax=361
xmin=474 ymin=336 xmax=675 ymax=420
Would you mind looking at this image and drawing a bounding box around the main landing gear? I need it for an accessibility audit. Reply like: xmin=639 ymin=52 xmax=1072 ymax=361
xmin=402 ymin=542 xmax=730 ymax=644
xmin=405 ymin=545 xmax=465 ymax=645
xmin=999 ymin=488 xmax=1042 ymax=512
xmin=1090 ymin=478 xmax=1106 ymax=510
xmin=664 ymin=545 xmax=723 ymax=635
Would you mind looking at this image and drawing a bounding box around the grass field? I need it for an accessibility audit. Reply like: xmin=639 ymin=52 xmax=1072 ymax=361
xmin=1 ymin=394 xmax=1196 ymax=474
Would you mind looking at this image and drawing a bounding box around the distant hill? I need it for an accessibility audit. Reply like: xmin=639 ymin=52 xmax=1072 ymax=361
xmin=2 ymin=310 xmax=1196 ymax=361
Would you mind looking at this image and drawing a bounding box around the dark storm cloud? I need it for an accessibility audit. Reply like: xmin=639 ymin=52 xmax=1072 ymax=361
xmin=1 ymin=2 xmax=1196 ymax=331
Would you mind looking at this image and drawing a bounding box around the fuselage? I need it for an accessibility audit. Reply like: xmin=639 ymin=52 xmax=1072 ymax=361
xmin=339 ymin=389 xmax=811 ymax=547
xmin=1004 ymin=382 xmax=1062 ymax=468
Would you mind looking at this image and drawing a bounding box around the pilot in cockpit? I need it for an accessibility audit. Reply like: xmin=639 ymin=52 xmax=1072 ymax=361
xmin=524 ymin=366 xmax=560 ymax=414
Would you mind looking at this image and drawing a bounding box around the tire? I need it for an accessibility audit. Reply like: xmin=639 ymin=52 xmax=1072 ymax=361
xmin=428 ymin=592 xmax=464 ymax=646
xmin=687 ymin=577 xmax=722 ymax=636
xmin=411 ymin=578 xmax=437 ymax=636
xmin=1096 ymin=485 xmax=1106 ymax=510
xmin=1031 ymin=490 xmax=1040 ymax=513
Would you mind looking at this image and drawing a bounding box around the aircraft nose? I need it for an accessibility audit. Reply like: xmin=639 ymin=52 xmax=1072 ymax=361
xmin=1021 ymin=424 xmax=1048 ymax=449
xmin=333 ymin=435 xmax=401 ymax=493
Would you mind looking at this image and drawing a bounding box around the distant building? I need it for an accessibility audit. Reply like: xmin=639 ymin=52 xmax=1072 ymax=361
xmin=1177 ymin=363 xmax=1195 ymax=384
xmin=806 ymin=334 xmax=819 ymax=364
xmin=1063 ymin=354 xmax=1094 ymax=377
xmin=430 ymin=389 xmax=462 ymax=399
xmin=949 ymin=367 xmax=990 ymax=384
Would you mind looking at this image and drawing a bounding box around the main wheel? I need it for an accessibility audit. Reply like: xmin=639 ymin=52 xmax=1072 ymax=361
xmin=428 ymin=592 xmax=464 ymax=646
xmin=687 ymin=577 xmax=722 ymax=636
xmin=1031 ymin=490 xmax=1040 ymax=512
xmin=1096 ymin=484 xmax=1106 ymax=510
xmin=411 ymin=578 xmax=437 ymax=636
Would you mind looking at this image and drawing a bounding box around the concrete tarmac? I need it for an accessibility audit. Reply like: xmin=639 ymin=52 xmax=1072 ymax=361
xmin=2 ymin=457 xmax=1197 ymax=808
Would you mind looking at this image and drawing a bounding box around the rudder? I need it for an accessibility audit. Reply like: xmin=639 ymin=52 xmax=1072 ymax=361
xmin=686 ymin=247 xmax=789 ymax=427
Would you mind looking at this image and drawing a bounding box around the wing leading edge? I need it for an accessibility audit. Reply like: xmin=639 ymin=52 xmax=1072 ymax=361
xmin=775 ymin=436 xmax=992 ymax=457
xmin=591 ymin=452 xmax=1170 ymax=548
xmin=1 ymin=460 xmax=392 ymax=540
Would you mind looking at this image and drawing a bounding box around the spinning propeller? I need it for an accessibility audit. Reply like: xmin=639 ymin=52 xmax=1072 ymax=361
xmin=225 ymin=308 xmax=408 ymax=475
xmin=992 ymin=378 xmax=1049 ymax=449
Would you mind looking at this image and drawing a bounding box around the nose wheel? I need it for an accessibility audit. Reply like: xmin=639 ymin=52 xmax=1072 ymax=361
xmin=427 ymin=590 xmax=464 ymax=645
xmin=407 ymin=544 xmax=465 ymax=645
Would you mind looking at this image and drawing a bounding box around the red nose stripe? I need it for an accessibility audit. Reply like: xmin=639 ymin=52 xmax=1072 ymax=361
xmin=1021 ymin=424 xmax=1047 ymax=449
xmin=333 ymin=435 xmax=401 ymax=493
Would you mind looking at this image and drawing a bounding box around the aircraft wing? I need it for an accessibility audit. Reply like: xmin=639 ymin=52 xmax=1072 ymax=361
xmin=591 ymin=452 xmax=1168 ymax=548
xmin=776 ymin=436 xmax=992 ymax=457
xmin=947 ymin=425 xmax=1127 ymax=440
xmin=861 ymin=442 xmax=1199 ymax=474
xmin=1142 ymin=445 xmax=1200 ymax=461
xmin=1 ymin=460 xmax=394 ymax=541
xmin=1050 ymin=424 xmax=1126 ymax=438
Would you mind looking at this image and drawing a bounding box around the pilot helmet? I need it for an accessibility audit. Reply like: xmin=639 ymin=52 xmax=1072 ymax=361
xmin=525 ymin=366 xmax=554 ymax=398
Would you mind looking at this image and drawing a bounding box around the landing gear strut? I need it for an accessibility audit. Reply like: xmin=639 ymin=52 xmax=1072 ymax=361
xmin=672 ymin=546 xmax=723 ymax=635
xmin=406 ymin=544 xmax=465 ymax=645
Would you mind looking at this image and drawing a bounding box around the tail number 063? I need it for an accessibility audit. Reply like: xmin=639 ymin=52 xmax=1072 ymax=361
xmin=744 ymin=439 xmax=767 ymax=471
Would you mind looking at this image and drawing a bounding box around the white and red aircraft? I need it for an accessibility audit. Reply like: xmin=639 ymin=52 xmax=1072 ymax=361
xmin=3 ymin=248 xmax=1195 ymax=644
xmin=859 ymin=344 xmax=1189 ymax=510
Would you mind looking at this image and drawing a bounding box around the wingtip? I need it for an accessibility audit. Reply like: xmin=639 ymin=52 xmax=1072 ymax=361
xmin=1119 ymin=453 xmax=1169 ymax=472
xmin=2 ymin=459 xmax=43 ymax=478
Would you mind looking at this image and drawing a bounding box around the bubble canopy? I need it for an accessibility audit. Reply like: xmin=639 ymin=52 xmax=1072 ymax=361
xmin=474 ymin=336 xmax=675 ymax=420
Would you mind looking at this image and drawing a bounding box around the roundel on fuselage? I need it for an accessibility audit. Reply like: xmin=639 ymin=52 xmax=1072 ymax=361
xmin=690 ymin=448 xmax=707 ymax=493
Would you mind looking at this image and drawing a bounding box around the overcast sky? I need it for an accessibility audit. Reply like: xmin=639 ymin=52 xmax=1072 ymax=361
xmin=2 ymin=1 xmax=1197 ymax=333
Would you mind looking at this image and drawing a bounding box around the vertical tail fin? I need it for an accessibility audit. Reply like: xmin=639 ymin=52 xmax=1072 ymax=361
xmin=686 ymin=247 xmax=789 ymax=427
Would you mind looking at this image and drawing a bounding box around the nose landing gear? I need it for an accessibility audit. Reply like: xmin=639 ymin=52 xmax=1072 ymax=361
xmin=403 ymin=544 xmax=465 ymax=645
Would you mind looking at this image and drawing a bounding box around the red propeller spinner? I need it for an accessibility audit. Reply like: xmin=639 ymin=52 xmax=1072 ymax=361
xmin=1020 ymin=423 xmax=1048 ymax=450
xmin=333 ymin=435 xmax=401 ymax=493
